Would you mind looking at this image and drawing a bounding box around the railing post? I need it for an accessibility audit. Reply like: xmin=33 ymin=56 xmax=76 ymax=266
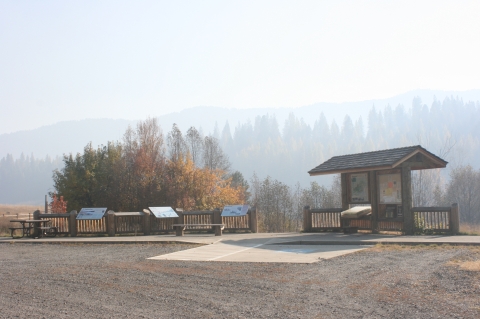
xmin=402 ymin=163 xmax=413 ymax=235
xmin=69 ymin=210 xmax=77 ymax=237
xmin=450 ymin=203 xmax=460 ymax=235
xmin=213 ymin=208 xmax=221 ymax=224
xmin=249 ymin=206 xmax=258 ymax=233
xmin=107 ymin=210 xmax=115 ymax=237
xmin=44 ymin=195 xmax=49 ymax=214
xmin=303 ymin=206 xmax=311 ymax=232
xmin=142 ymin=209 xmax=151 ymax=236
xmin=175 ymin=209 xmax=184 ymax=236
xmin=33 ymin=209 xmax=40 ymax=237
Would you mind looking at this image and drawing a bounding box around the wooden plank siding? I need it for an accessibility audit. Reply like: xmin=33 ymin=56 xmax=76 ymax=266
xmin=304 ymin=205 xmax=458 ymax=235
xmin=412 ymin=207 xmax=452 ymax=233
xmin=310 ymin=208 xmax=343 ymax=230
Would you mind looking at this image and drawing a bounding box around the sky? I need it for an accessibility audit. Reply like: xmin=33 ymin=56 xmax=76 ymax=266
xmin=1 ymin=0 xmax=479 ymax=134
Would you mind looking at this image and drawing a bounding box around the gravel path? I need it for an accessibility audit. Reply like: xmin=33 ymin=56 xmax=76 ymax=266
xmin=0 ymin=243 xmax=479 ymax=319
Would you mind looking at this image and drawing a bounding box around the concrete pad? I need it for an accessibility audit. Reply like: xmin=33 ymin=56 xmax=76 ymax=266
xmin=148 ymin=240 xmax=369 ymax=263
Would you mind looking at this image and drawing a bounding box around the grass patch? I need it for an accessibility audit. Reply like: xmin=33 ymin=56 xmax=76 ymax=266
xmin=0 ymin=204 xmax=43 ymax=237
xmin=456 ymin=260 xmax=480 ymax=271
xmin=459 ymin=223 xmax=480 ymax=236
xmin=371 ymin=243 xmax=462 ymax=252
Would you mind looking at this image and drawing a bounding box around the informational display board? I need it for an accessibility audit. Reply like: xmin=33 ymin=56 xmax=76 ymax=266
xmin=77 ymin=208 xmax=107 ymax=220
xmin=221 ymin=205 xmax=249 ymax=217
xmin=149 ymin=207 xmax=179 ymax=218
xmin=379 ymin=173 xmax=402 ymax=204
xmin=350 ymin=173 xmax=368 ymax=202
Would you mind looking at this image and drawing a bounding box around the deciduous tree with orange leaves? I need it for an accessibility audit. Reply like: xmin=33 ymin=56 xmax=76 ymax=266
xmin=53 ymin=118 xmax=246 ymax=212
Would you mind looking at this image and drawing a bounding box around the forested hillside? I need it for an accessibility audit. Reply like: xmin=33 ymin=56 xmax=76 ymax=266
xmin=0 ymin=154 xmax=62 ymax=204
xmin=1 ymin=96 xmax=479 ymax=207
xmin=221 ymin=96 xmax=480 ymax=187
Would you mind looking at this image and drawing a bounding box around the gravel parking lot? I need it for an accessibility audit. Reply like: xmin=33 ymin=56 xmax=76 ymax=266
xmin=0 ymin=243 xmax=479 ymax=319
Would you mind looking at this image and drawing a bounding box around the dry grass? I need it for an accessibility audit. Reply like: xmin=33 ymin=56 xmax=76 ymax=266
xmin=457 ymin=260 xmax=480 ymax=271
xmin=460 ymin=223 xmax=480 ymax=235
xmin=0 ymin=204 xmax=42 ymax=237
xmin=372 ymin=244 xmax=480 ymax=253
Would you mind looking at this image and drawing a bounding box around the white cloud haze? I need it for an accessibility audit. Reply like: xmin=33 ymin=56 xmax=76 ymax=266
xmin=1 ymin=0 xmax=479 ymax=134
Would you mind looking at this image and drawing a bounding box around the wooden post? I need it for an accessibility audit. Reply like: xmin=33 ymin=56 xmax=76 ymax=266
xmin=33 ymin=209 xmax=40 ymax=237
xmin=340 ymin=173 xmax=349 ymax=231
xmin=450 ymin=203 xmax=459 ymax=235
xmin=175 ymin=209 xmax=184 ymax=236
xmin=142 ymin=209 xmax=151 ymax=236
xmin=69 ymin=210 xmax=77 ymax=237
xmin=340 ymin=173 xmax=349 ymax=210
xmin=213 ymin=208 xmax=221 ymax=224
xmin=249 ymin=207 xmax=258 ymax=233
xmin=401 ymin=163 xmax=413 ymax=235
xmin=369 ymin=171 xmax=378 ymax=233
xmin=303 ymin=206 xmax=311 ymax=232
xmin=107 ymin=210 xmax=115 ymax=237
xmin=45 ymin=195 xmax=48 ymax=214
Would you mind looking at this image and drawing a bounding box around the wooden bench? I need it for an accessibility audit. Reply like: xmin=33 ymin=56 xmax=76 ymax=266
xmin=172 ymin=224 xmax=225 ymax=236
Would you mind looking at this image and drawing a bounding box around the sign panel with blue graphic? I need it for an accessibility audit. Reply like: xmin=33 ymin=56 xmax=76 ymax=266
xmin=149 ymin=207 xmax=179 ymax=218
xmin=77 ymin=208 xmax=107 ymax=220
xmin=221 ymin=205 xmax=249 ymax=217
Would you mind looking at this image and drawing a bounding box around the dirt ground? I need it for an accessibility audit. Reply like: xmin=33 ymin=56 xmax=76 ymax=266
xmin=0 ymin=243 xmax=479 ymax=319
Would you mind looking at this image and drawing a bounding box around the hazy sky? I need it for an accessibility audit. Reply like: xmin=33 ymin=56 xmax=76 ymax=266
xmin=1 ymin=0 xmax=479 ymax=134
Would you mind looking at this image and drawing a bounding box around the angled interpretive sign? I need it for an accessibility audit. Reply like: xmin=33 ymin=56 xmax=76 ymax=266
xmin=221 ymin=205 xmax=249 ymax=217
xmin=77 ymin=208 xmax=107 ymax=220
xmin=149 ymin=207 xmax=179 ymax=218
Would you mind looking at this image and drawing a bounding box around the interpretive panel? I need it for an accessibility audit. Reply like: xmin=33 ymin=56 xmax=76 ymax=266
xmin=221 ymin=205 xmax=249 ymax=217
xmin=379 ymin=173 xmax=402 ymax=204
xmin=149 ymin=207 xmax=178 ymax=218
xmin=350 ymin=173 xmax=369 ymax=202
xmin=77 ymin=208 xmax=107 ymax=220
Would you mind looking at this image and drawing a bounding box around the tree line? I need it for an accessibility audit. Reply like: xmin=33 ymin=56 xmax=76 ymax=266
xmin=1 ymin=96 xmax=479 ymax=226
xmin=53 ymin=118 xmax=245 ymax=212
xmin=0 ymin=154 xmax=62 ymax=204
xmin=215 ymin=96 xmax=480 ymax=188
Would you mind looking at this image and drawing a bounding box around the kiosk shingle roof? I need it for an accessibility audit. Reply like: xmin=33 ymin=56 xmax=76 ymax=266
xmin=308 ymin=145 xmax=447 ymax=176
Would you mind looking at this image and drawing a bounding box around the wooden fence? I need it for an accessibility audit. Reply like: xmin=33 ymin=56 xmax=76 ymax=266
xmin=412 ymin=204 xmax=459 ymax=234
xmin=303 ymin=203 xmax=459 ymax=235
xmin=32 ymin=207 xmax=258 ymax=237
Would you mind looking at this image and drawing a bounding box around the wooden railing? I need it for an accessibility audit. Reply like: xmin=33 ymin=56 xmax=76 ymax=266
xmin=303 ymin=207 xmax=343 ymax=231
xmin=303 ymin=203 xmax=460 ymax=235
xmin=412 ymin=204 xmax=459 ymax=234
xmin=223 ymin=214 xmax=250 ymax=230
xmin=77 ymin=218 xmax=107 ymax=234
xmin=378 ymin=221 xmax=403 ymax=232
xmin=30 ymin=207 xmax=258 ymax=237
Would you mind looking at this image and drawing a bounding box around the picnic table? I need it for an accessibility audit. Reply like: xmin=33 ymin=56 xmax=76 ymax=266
xmin=9 ymin=219 xmax=56 ymax=238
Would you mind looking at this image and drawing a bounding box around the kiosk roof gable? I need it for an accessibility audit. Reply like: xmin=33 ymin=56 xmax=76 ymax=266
xmin=308 ymin=145 xmax=447 ymax=176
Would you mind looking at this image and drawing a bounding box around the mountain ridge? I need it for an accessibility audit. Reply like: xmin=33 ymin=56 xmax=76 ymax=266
xmin=2 ymin=89 xmax=480 ymax=159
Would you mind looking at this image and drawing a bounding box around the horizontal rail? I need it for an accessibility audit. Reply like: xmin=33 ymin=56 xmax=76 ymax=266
xmin=113 ymin=212 xmax=145 ymax=216
xmin=310 ymin=208 xmax=343 ymax=213
xmin=39 ymin=213 xmax=70 ymax=218
xmin=412 ymin=207 xmax=451 ymax=212
xmin=183 ymin=211 xmax=214 ymax=216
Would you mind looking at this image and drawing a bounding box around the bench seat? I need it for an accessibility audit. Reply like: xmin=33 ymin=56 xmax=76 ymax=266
xmin=172 ymin=224 xmax=225 ymax=236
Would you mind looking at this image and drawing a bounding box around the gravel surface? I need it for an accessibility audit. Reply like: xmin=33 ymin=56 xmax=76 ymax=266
xmin=0 ymin=243 xmax=479 ymax=319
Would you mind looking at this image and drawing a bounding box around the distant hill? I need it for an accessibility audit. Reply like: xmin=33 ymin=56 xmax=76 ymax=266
xmin=1 ymin=89 xmax=480 ymax=204
xmin=0 ymin=119 xmax=135 ymax=159
xmin=1 ymin=89 xmax=480 ymax=159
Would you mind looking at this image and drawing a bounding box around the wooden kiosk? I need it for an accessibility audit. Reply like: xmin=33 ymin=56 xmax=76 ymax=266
xmin=308 ymin=145 xmax=449 ymax=235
